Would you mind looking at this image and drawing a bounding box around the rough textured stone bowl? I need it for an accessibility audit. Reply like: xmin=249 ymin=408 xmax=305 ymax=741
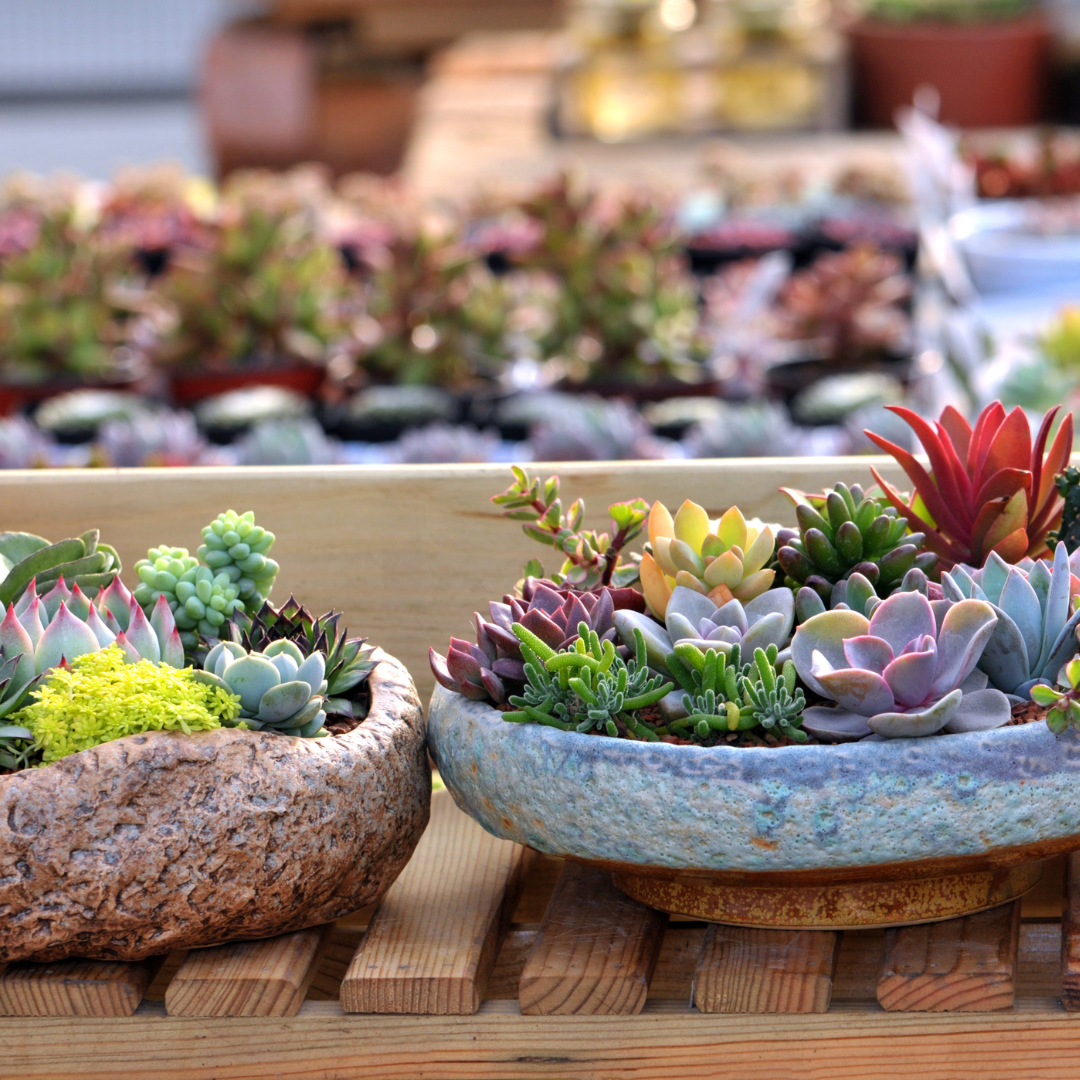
xmin=428 ymin=685 xmax=1080 ymax=929
xmin=0 ymin=648 xmax=430 ymax=963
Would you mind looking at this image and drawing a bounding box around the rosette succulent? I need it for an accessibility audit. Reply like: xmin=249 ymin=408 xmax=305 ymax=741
xmin=776 ymin=483 xmax=936 ymax=602
xmin=793 ymin=567 xmax=935 ymax=623
xmin=640 ymin=500 xmax=775 ymax=620
xmin=197 ymin=640 xmax=328 ymax=738
xmin=429 ymin=579 xmax=644 ymax=703
xmin=0 ymin=529 xmax=121 ymax=609
xmin=792 ymin=591 xmax=1007 ymax=739
xmin=867 ymin=402 xmax=1074 ymax=569
xmin=230 ymin=597 xmax=378 ymax=727
xmin=613 ymin=584 xmax=795 ymax=670
xmin=941 ymin=541 xmax=1080 ymax=697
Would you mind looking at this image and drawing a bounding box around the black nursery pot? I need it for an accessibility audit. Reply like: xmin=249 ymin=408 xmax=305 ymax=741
xmin=763 ymin=349 xmax=914 ymax=408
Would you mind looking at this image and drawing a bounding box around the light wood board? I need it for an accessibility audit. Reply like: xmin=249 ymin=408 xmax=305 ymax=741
xmin=693 ymin=925 xmax=840 ymax=1013
xmin=878 ymin=901 xmax=1022 ymax=1012
xmin=518 ymin=863 xmax=667 ymax=1015
xmin=0 ymin=457 xmax=914 ymax=703
xmin=340 ymin=788 xmax=528 ymax=1013
xmin=165 ymin=925 xmax=332 ymax=1017
xmin=0 ymin=957 xmax=163 ymax=1017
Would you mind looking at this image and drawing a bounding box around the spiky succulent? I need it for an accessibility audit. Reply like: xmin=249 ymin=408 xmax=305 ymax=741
xmin=640 ymin=500 xmax=776 ymax=621
xmin=777 ymin=483 xmax=936 ymax=603
xmin=867 ymin=402 xmax=1074 ymax=570
xmin=793 ymin=591 xmax=1008 ymax=740
xmin=429 ymin=579 xmax=644 ymax=704
xmin=502 ymin=621 xmax=672 ymax=740
xmin=230 ymin=597 xmax=378 ymax=726
xmin=1053 ymin=466 xmax=1080 ymax=554
xmin=0 ymin=529 xmax=121 ymax=609
xmin=197 ymin=640 xmax=328 ymax=738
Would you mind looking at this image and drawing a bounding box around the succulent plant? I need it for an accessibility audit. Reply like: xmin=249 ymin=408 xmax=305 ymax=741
xmin=614 ymin=584 xmax=795 ymax=671
xmin=1031 ymin=652 xmax=1080 ymax=734
xmin=197 ymin=639 xmax=328 ymax=738
xmin=229 ymin=597 xmax=378 ymax=728
xmin=0 ymin=529 xmax=121 ymax=609
xmin=527 ymin=397 xmax=669 ymax=462
xmin=941 ymin=542 xmax=1080 ymax=697
xmin=0 ymin=722 xmax=36 ymax=771
xmin=94 ymin=410 xmax=208 ymax=468
xmin=682 ymin=401 xmax=799 ymax=459
xmin=0 ymin=415 xmax=52 ymax=468
xmin=502 ymin=621 xmax=672 ymax=740
xmin=430 ymin=578 xmax=644 ymax=702
xmin=198 ymin=510 xmax=279 ymax=612
xmin=793 ymin=567 xmax=934 ymax=623
xmin=1053 ymin=466 xmax=1080 ymax=554
xmin=388 ymin=423 xmax=498 ymax=465
xmin=776 ymin=482 xmax=937 ymax=601
xmin=792 ymin=591 xmax=1008 ymax=739
xmin=232 ymin=418 xmax=343 ymax=467
xmin=866 ymin=402 xmax=1074 ymax=570
xmin=492 ymin=467 xmax=648 ymax=590
xmin=640 ymin=500 xmax=775 ymax=620
xmin=664 ymin=641 xmax=806 ymax=743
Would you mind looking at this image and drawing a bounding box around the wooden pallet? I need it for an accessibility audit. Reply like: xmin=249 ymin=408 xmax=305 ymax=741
xmin=1 ymin=788 xmax=1078 ymax=1080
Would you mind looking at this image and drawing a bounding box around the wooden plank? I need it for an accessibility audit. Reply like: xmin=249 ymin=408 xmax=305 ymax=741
xmin=0 ymin=957 xmax=163 ymax=1017
xmin=10 ymin=997 xmax=1080 ymax=1080
xmin=1061 ymin=851 xmax=1080 ymax=1009
xmin=165 ymin=925 xmax=332 ymax=1017
xmin=518 ymin=864 xmax=667 ymax=1015
xmin=0 ymin=458 xmax=917 ymax=704
xmin=692 ymin=925 xmax=840 ymax=1013
xmin=877 ymin=901 xmax=1022 ymax=1012
xmin=340 ymin=788 xmax=528 ymax=1014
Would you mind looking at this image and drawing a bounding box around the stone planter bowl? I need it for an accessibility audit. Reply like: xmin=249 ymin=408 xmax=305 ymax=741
xmin=428 ymin=686 xmax=1080 ymax=929
xmin=0 ymin=648 xmax=430 ymax=963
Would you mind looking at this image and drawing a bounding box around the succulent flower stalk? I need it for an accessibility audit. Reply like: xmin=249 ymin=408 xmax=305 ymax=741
xmin=640 ymin=500 xmax=775 ymax=620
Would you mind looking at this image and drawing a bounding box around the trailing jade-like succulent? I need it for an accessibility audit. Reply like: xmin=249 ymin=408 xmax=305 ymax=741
xmin=492 ymin=467 xmax=647 ymax=589
xmin=776 ymin=483 xmax=936 ymax=602
xmin=664 ymin=640 xmax=806 ymax=744
xmin=1031 ymin=649 xmax=1080 ymax=734
xmin=430 ymin=578 xmax=644 ymax=703
xmin=640 ymin=500 xmax=776 ymax=620
xmin=793 ymin=591 xmax=1008 ymax=740
xmin=941 ymin=541 xmax=1080 ymax=697
xmin=134 ymin=510 xmax=278 ymax=648
xmin=197 ymin=640 xmax=328 ymax=738
xmin=1053 ymin=466 xmax=1080 ymax=554
xmin=502 ymin=622 xmax=672 ymax=740
xmin=230 ymin=597 xmax=378 ymax=726
xmin=0 ymin=529 xmax=121 ymax=609
xmin=613 ymin=584 xmax=795 ymax=670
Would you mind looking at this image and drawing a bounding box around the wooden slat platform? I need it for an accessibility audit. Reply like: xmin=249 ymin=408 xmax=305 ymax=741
xmin=2 ymin=789 xmax=1079 ymax=1080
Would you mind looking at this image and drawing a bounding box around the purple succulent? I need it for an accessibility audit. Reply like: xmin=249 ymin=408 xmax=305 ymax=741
xmin=792 ymin=591 xmax=1008 ymax=740
xmin=430 ymin=579 xmax=645 ymax=703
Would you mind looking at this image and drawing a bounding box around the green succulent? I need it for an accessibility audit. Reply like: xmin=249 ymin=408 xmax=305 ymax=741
xmin=197 ymin=510 xmax=279 ymax=613
xmin=503 ymin=621 xmax=672 ymax=740
xmin=197 ymin=639 xmax=328 ymax=738
xmin=230 ymin=597 xmax=379 ymax=726
xmin=0 ymin=529 xmax=121 ymax=609
xmin=1052 ymin=466 xmax=1080 ymax=554
xmin=776 ymin=483 xmax=937 ymax=602
xmin=0 ymin=722 xmax=36 ymax=771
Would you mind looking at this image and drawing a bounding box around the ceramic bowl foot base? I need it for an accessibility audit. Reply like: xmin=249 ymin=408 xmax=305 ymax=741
xmin=611 ymin=861 xmax=1044 ymax=930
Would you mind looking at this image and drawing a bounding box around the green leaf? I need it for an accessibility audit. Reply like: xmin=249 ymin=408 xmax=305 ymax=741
xmin=522 ymin=558 xmax=545 ymax=580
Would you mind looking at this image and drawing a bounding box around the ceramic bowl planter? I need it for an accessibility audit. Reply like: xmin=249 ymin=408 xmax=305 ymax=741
xmin=0 ymin=647 xmax=430 ymax=963
xmin=428 ymin=685 xmax=1076 ymax=929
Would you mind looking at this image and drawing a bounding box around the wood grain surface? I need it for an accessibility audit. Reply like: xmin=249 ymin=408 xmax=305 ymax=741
xmin=693 ymin=925 xmax=840 ymax=1013
xmin=877 ymin=901 xmax=1022 ymax=1012
xmin=165 ymin=925 xmax=332 ymax=1017
xmin=518 ymin=864 xmax=667 ymax=1015
xmin=1061 ymin=852 xmax=1080 ymax=1009
xmin=0 ymin=956 xmax=163 ymax=1017
xmin=340 ymin=788 xmax=528 ymax=1013
xmin=0 ymin=458 xmax=912 ymax=703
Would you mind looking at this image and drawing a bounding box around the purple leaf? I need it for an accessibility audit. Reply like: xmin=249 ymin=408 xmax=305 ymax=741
xmin=928 ymin=599 xmax=998 ymax=699
xmin=842 ymin=635 xmax=893 ymax=674
xmin=429 ymin=648 xmax=461 ymax=693
xmin=882 ymin=636 xmax=937 ymax=707
xmin=867 ymin=591 xmax=936 ymax=657
xmin=791 ymin=609 xmax=870 ymax=697
xmin=811 ymin=650 xmax=896 ymax=716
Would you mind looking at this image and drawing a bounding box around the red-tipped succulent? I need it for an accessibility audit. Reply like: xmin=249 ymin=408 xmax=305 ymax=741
xmin=429 ymin=578 xmax=645 ymax=703
xmin=866 ymin=402 xmax=1074 ymax=571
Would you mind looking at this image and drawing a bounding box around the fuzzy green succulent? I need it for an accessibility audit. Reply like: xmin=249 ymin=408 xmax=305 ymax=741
xmin=777 ymin=483 xmax=937 ymax=602
xmin=0 ymin=529 xmax=121 ymax=609
xmin=197 ymin=639 xmax=328 ymax=738
xmin=503 ymin=621 xmax=672 ymax=740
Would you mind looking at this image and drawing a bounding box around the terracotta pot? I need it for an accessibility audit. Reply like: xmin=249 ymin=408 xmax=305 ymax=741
xmin=169 ymin=361 xmax=325 ymax=407
xmin=849 ymin=16 xmax=1051 ymax=128
xmin=0 ymin=649 xmax=430 ymax=963
xmin=428 ymin=685 xmax=1079 ymax=929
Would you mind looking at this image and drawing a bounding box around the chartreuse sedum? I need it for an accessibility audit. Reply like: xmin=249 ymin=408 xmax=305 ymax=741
xmin=639 ymin=500 xmax=775 ymax=620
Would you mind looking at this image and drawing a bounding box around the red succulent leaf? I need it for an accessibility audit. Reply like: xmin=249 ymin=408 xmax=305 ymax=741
xmin=939 ymin=405 xmax=972 ymax=463
xmin=869 ymin=466 xmax=968 ymax=564
xmin=473 ymin=613 xmax=498 ymax=663
xmin=970 ymin=401 xmax=1006 ymax=480
xmin=447 ymin=645 xmax=484 ymax=685
xmin=1029 ymin=408 xmax=1074 ymax=543
xmin=492 ymin=657 xmax=526 ymax=682
xmin=990 ymin=527 xmax=1030 ymax=564
xmin=429 ymin=648 xmax=460 ymax=693
xmin=979 ymin=407 xmax=1031 ymax=487
xmin=485 ymin=622 xmax=522 ymax=657
xmin=529 ymin=584 xmax=565 ymax=616
xmin=520 ymin=607 xmax=567 ymax=648
xmin=980 ymin=488 xmax=1029 ymax=555
xmin=480 ymin=668 xmax=506 ymax=702
xmin=561 ymin=594 xmax=593 ymax=634
xmin=972 ymin=467 xmax=1030 ymax=511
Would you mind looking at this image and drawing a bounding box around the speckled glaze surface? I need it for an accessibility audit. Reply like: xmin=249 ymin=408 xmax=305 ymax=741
xmin=428 ymin=685 xmax=1080 ymax=878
